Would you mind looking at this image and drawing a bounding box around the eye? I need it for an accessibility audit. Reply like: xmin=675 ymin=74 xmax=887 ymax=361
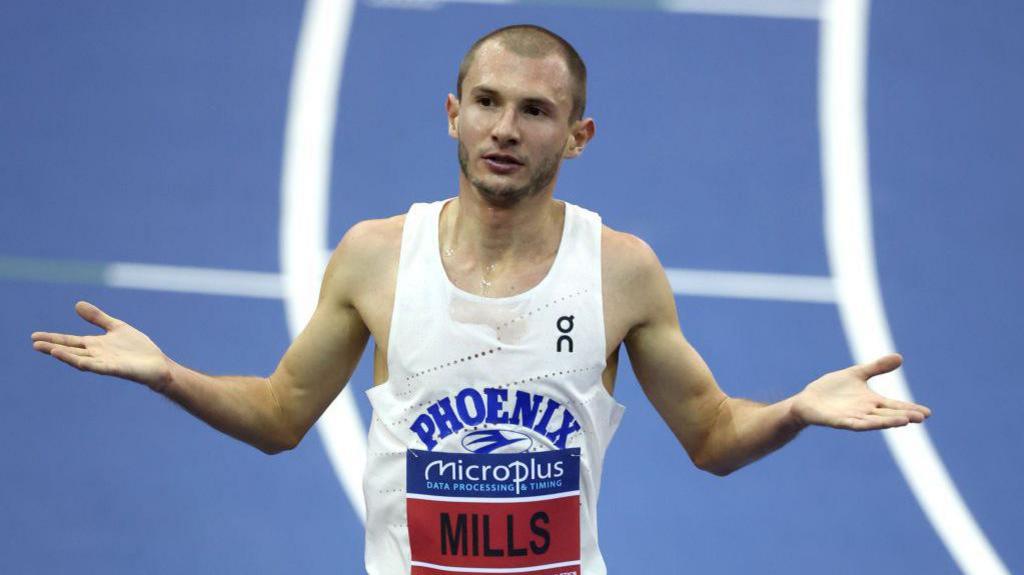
xmin=524 ymin=105 xmax=545 ymax=116
xmin=477 ymin=96 xmax=493 ymax=107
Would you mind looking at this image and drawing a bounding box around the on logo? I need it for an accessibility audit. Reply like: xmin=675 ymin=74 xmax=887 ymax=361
xmin=556 ymin=315 xmax=574 ymax=353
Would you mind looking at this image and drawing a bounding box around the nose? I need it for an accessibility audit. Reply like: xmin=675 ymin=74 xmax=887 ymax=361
xmin=490 ymin=106 xmax=519 ymax=147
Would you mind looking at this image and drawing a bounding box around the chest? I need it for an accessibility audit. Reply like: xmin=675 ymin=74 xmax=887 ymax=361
xmin=444 ymin=261 xmax=551 ymax=300
xmin=355 ymin=260 xmax=632 ymax=392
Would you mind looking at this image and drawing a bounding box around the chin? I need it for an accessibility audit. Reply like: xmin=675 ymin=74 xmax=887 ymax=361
xmin=475 ymin=185 xmax=531 ymax=208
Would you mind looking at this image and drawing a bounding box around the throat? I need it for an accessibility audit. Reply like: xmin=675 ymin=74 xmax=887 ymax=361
xmin=439 ymin=197 xmax=566 ymax=298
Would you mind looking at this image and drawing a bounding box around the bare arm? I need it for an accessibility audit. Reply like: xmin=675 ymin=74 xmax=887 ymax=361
xmin=31 ymin=223 xmax=376 ymax=455
xmin=618 ymin=237 xmax=931 ymax=476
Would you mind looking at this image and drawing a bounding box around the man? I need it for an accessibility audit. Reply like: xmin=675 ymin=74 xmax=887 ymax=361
xmin=31 ymin=24 xmax=930 ymax=575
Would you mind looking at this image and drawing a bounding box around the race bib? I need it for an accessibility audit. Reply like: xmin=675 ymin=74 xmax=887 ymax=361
xmin=406 ymin=448 xmax=582 ymax=575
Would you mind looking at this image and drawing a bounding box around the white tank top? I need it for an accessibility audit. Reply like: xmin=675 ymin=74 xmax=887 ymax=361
xmin=363 ymin=198 xmax=626 ymax=575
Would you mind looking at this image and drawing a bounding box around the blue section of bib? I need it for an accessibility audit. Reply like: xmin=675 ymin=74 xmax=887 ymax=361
xmin=407 ymin=448 xmax=581 ymax=498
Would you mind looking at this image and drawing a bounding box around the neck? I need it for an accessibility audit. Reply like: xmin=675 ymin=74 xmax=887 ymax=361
xmin=443 ymin=183 xmax=564 ymax=266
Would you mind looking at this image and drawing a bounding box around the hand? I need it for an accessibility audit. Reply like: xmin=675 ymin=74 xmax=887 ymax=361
xmin=791 ymin=353 xmax=932 ymax=431
xmin=31 ymin=301 xmax=172 ymax=392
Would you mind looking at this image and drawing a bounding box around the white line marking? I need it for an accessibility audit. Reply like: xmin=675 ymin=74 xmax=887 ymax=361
xmin=280 ymin=0 xmax=368 ymax=523
xmin=661 ymin=0 xmax=822 ymax=20
xmin=104 ymin=263 xmax=283 ymax=299
xmin=410 ymin=559 xmax=581 ymax=573
xmin=365 ymin=0 xmax=512 ymax=10
xmin=366 ymin=0 xmax=821 ymax=19
xmin=96 ymin=261 xmax=838 ymax=304
xmin=818 ymin=1 xmax=1009 ymax=573
xmin=665 ymin=268 xmax=834 ymax=303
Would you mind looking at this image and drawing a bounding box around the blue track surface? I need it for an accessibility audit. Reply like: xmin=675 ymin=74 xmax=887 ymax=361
xmin=3 ymin=1 xmax=1021 ymax=573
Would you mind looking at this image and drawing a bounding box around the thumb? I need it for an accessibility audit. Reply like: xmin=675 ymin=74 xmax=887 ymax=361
xmin=75 ymin=300 xmax=122 ymax=331
xmin=855 ymin=353 xmax=903 ymax=379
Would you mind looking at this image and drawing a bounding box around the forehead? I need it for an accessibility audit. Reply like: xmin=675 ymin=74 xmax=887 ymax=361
xmin=463 ymin=40 xmax=573 ymax=107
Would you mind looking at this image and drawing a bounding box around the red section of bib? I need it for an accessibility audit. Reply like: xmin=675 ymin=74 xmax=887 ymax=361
xmin=407 ymin=495 xmax=580 ymax=569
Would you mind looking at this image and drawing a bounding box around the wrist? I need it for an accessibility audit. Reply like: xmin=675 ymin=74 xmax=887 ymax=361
xmin=782 ymin=394 xmax=810 ymax=432
xmin=154 ymin=355 xmax=180 ymax=395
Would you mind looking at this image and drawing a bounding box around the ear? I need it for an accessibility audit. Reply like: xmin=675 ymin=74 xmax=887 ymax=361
xmin=563 ymin=117 xmax=596 ymax=159
xmin=445 ymin=94 xmax=460 ymax=139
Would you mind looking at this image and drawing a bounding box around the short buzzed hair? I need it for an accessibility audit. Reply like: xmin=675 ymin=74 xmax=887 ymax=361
xmin=456 ymin=24 xmax=588 ymax=123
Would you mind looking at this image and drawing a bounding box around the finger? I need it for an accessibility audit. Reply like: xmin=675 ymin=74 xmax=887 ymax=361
xmin=838 ymin=414 xmax=910 ymax=431
xmin=30 ymin=331 xmax=87 ymax=349
xmin=50 ymin=346 xmax=104 ymax=373
xmin=855 ymin=353 xmax=903 ymax=379
xmin=859 ymin=413 xmax=910 ymax=430
xmin=838 ymin=416 xmax=878 ymax=431
xmin=75 ymin=301 xmax=123 ymax=331
xmin=52 ymin=347 xmax=114 ymax=376
xmin=879 ymin=398 xmax=932 ymax=418
xmin=871 ymin=407 xmax=925 ymax=424
xmin=34 ymin=341 xmax=91 ymax=357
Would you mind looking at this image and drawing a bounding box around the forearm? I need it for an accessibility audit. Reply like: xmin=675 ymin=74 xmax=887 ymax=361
xmin=159 ymin=358 xmax=297 ymax=455
xmin=695 ymin=396 xmax=807 ymax=476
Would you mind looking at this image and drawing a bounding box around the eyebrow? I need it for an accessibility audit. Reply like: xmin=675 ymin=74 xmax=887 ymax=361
xmin=470 ymin=86 xmax=557 ymax=110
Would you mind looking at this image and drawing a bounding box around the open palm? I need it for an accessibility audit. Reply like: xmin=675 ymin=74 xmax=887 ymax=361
xmin=792 ymin=354 xmax=931 ymax=431
xmin=31 ymin=301 xmax=171 ymax=391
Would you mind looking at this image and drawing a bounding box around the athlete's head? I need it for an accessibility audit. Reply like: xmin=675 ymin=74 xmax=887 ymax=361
xmin=458 ymin=25 xmax=588 ymax=124
xmin=447 ymin=25 xmax=596 ymax=208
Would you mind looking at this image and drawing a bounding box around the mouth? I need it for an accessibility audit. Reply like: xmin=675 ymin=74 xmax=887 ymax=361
xmin=481 ymin=152 xmax=524 ymax=168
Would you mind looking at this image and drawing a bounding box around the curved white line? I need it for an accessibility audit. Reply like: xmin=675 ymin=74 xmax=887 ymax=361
xmin=819 ymin=1 xmax=1008 ymax=573
xmin=280 ymin=0 xmax=367 ymax=522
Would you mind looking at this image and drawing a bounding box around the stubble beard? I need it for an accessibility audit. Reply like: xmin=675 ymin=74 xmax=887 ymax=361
xmin=458 ymin=141 xmax=560 ymax=209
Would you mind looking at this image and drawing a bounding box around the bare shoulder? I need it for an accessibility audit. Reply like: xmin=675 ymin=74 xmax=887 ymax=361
xmin=601 ymin=225 xmax=672 ymax=344
xmin=337 ymin=215 xmax=405 ymax=256
xmin=323 ymin=215 xmax=406 ymax=305
xmin=601 ymin=225 xmax=664 ymax=290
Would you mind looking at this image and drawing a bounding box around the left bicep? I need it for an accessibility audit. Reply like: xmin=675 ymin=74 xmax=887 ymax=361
xmin=620 ymin=247 xmax=727 ymax=461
